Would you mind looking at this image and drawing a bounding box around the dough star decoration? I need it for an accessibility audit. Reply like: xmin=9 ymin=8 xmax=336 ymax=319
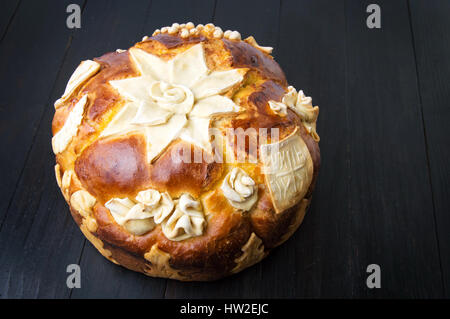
xmin=101 ymin=43 xmax=248 ymax=162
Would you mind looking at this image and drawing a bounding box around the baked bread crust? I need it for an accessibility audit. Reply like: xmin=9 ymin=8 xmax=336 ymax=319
xmin=52 ymin=23 xmax=320 ymax=281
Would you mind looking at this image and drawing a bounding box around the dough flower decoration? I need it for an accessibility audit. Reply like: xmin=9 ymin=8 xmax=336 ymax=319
xmin=102 ymin=43 xmax=247 ymax=162
xmin=105 ymin=189 xmax=174 ymax=236
xmin=105 ymin=190 xmax=206 ymax=241
xmin=270 ymin=86 xmax=320 ymax=142
xmin=221 ymin=167 xmax=258 ymax=211
xmin=268 ymin=100 xmax=287 ymax=116
xmin=161 ymin=194 xmax=206 ymax=241
xmin=284 ymin=86 xmax=320 ymax=141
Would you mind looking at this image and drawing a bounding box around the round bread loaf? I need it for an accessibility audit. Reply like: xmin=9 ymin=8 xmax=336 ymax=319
xmin=52 ymin=22 xmax=320 ymax=281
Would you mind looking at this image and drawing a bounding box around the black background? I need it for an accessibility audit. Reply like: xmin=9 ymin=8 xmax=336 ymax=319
xmin=0 ymin=0 xmax=449 ymax=298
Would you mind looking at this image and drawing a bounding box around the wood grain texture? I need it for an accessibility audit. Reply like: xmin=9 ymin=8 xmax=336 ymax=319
xmin=409 ymin=0 xmax=450 ymax=297
xmin=0 ymin=0 xmax=77 ymax=229
xmin=142 ymin=0 xmax=217 ymax=35
xmin=0 ymin=0 xmax=85 ymax=298
xmin=344 ymin=0 xmax=442 ymax=297
xmin=0 ymin=0 xmax=20 ymax=42
xmin=263 ymin=0 xmax=350 ymax=298
xmin=0 ymin=0 xmax=448 ymax=298
xmin=213 ymin=0 xmax=281 ymax=51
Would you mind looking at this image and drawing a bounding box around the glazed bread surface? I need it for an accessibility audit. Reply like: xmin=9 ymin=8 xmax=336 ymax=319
xmin=52 ymin=22 xmax=320 ymax=281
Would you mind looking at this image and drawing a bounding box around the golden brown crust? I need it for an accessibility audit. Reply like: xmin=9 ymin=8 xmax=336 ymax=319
xmin=52 ymin=24 xmax=320 ymax=281
xmin=145 ymin=33 xmax=206 ymax=49
xmin=149 ymin=142 xmax=223 ymax=198
xmin=222 ymin=39 xmax=287 ymax=85
xmin=75 ymin=134 xmax=150 ymax=201
xmin=231 ymin=80 xmax=297 ymax=140
xmin=87 ymin=51 xmax=137 ymax=121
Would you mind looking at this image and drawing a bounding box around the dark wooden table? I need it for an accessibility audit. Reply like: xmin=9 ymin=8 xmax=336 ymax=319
xmin=0 ymin=0 xmax=449 ymax=299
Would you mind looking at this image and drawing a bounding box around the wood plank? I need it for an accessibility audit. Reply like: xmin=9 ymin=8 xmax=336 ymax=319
xmin=0 ymin=0 xmax=21 ymax=42
xmin=409 ymin=0 xmax=450 ymax=296
xmin=213 ymin=0 xmax=280 ymax=51
xmin=164 ymin=0 xmax=283 ymax=298
xmin=0 ymin=0 xmax=84 ymax=298
xmin=0 ymin=0 xmax=75 ymax=228
xmin=342 ymin=0 xmax=442 ymax=297
xmin=257 ymin=0 xmax=350 ymax=298
xmin=73 ymin=243 xmax=167 ymax=298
